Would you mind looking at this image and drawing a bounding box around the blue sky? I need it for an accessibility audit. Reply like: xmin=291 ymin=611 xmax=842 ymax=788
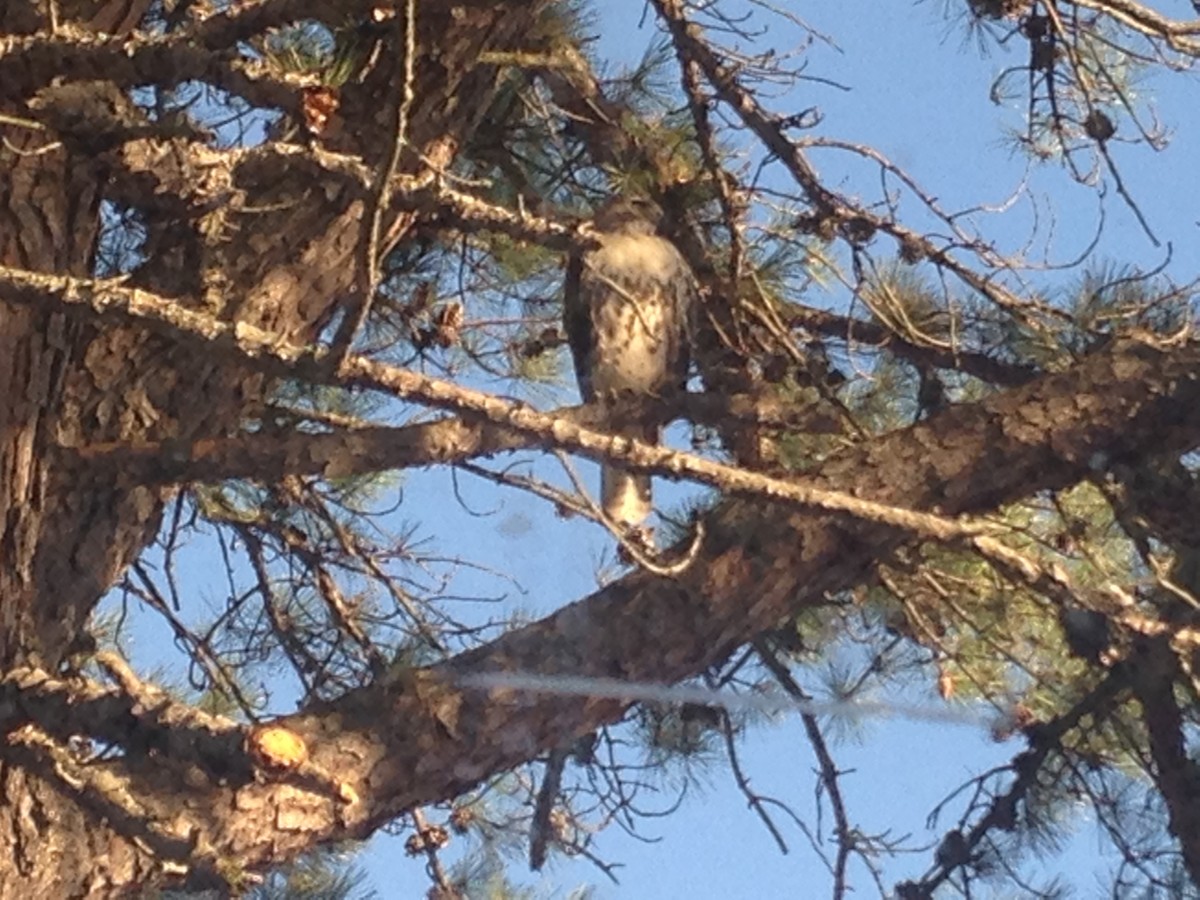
xmin=112 ymin=1 xmax=1199 ymax=896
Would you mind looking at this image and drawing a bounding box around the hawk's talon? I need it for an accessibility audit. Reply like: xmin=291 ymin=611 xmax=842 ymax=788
xmin=614 ymin=520 xmax=705 ymax=576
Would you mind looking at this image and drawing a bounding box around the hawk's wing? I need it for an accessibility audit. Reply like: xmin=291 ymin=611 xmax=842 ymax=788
xmin=562 ymin=247 xmax=596 ymax=400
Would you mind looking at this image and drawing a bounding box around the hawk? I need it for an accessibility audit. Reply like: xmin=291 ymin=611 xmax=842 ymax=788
xmin=564 ymin=197 xmax=695 ymax=529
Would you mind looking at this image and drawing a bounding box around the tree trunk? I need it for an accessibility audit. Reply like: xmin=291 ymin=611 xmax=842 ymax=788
xmin=0 ymin=1 xmax=549 ymax=892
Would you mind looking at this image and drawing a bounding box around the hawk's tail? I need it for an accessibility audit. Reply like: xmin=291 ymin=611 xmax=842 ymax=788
xmin=601 ymin=423 xmax=657 ymax=528
xmin=601 ymin=467 xmax=652 ymax=529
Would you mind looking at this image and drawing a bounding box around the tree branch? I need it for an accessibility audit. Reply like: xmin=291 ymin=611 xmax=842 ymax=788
xmin=68 ymin=391 xmax=838 ymax=485
xmin=1 ymin=265 xmax=1012 ymax=542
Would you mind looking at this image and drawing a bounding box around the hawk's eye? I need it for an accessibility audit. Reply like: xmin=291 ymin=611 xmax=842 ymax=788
xmin=627 ymin=197 xmax=663 ymax=225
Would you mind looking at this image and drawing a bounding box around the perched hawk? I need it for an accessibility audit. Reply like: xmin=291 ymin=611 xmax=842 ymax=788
xmin=564 ymin=197 xmax=695 ymax=529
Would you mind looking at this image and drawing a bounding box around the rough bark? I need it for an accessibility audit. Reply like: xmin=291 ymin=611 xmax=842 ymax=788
xmin=0 ymin=6 xmax=159 ymax=893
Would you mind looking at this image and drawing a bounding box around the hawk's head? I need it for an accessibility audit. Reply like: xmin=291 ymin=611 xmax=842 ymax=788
xmin=592 ymin=196 xmax=663 ymax=236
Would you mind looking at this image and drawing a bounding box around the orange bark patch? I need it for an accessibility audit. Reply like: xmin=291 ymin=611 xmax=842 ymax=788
xmin=247 ymin=725 xmax=309 ymax=771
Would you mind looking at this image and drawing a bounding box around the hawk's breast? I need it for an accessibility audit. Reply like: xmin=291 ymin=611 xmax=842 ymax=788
xmin=580 ymin=232 xmax=691 ymax=398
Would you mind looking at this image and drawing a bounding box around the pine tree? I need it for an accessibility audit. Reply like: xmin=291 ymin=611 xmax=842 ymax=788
xmin=1 ymin=1 xmax=1199 ymax=896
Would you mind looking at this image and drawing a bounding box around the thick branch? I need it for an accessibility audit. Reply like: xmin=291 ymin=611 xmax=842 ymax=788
xmin=1 ymin=1 xmax=382 ymax=104
xmin=0 ymin=266 xmax=997 ymax=540
xmin=108 ymin=139 xmax=577 ymax=252
xmin=69 ymin=392 xmax=838 ymax=485
xmin=1128 ymin=640 xmax=1200 ymax=885
xmin=780 ymin=302 xmax=1038 ymax=387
